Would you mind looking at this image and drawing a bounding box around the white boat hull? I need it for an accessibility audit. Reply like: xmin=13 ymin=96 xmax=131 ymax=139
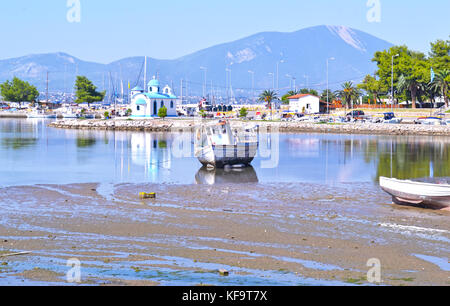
xmin=27 ymin=114 xmax=57 ymax=119
xmin=380 ymin=177 xmax=450 ymax=209
xmin=383 ymin=118 xmax=403 ymax=124
xmin=196 ymin=143 xmax=258 ymax=168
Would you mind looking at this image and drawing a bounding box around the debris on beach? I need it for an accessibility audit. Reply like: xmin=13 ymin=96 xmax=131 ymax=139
xmin=139 ymin=192 xmax=156 ymax=199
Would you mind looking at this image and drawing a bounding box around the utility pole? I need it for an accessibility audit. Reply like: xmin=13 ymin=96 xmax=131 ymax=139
xmin=391 ymin=54 xmax=399 ymax=112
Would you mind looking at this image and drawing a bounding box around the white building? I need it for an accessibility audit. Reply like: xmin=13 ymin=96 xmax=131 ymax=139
xmin=287 ymin=94 xmax=324 ymax=114
xmin=129 ymin=77 xmax=178 ymax=118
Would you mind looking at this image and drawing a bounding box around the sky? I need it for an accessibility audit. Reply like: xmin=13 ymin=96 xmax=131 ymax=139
xmin=0 ymin=0 xmax=448 ymax=63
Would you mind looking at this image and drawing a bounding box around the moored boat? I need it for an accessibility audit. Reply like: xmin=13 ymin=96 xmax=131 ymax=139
xmin=27 ymin=110 xmax=57 ymax=119
xmin=194 ymin=120 xmax=258 ymax=168
xmin=414 ymin=117 xmax=443 ymax=125
xmin=380 ymin=176 xmax=450 ymax=210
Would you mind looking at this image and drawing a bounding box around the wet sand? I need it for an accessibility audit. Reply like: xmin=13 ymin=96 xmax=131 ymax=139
xmin=0 ymin=182 xmax=448 ymax=286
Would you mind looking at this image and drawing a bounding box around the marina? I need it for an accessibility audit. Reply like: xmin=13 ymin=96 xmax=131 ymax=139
xmin=0 ymin=0 xmax=448 ymax=290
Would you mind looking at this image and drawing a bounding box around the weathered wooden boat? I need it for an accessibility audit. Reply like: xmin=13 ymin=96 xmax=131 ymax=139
xmin=380 ymin=177 xmax=450 ymax=210
xmin=194 ymin=120 xmax=258 ymax=168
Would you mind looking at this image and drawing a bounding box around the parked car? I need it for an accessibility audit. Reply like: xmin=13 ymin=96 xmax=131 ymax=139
xmin=346 ymin=110 xmax=368 ymax=122
xmin=347 ymin=110 xmax=365 ymax=117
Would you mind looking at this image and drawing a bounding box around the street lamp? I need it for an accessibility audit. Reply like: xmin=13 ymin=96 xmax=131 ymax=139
xmin=391 ymin=54 xmax=399 ymax=112
xmin=276 ymin=60 xmax=284 ymax=93
xmin=226 ymin=67 xmax=232 ymax=104
xmin=248 ymin=70 xmax=255 ymax=103
xmin=200 ymin=66 xmax=207 ymax=98
xmin=326 ymin=57 xmax=335 ymax=114
xmin=286 ymin=74 xmax=297 ymax=91
xmin=268 ymin=73 xmax=274 ymax=91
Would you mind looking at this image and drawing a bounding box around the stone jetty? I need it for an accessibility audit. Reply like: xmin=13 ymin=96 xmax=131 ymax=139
xmin=48 ymin=118 xmax=450 ymax=136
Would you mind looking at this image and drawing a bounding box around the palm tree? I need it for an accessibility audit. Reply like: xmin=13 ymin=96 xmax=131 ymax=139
xmin=398 ymin=75 xmax=423 ymax=109
xmin=430 ymin=69 xmax=449 ymax=107
xmin=258 ymin=90 xmax=279 ymax=120
xmin=335 ymin=82 xmax=359 ymax=109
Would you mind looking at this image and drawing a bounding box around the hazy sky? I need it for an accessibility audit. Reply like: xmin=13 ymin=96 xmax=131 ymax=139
xmin=0 ymin=0 xmax=448 ymax=63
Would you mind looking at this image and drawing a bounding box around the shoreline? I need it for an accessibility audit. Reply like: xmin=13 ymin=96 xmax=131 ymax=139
xmin=0 ymin=182 xmax=448 ymax=286
xmin=48 ymin=118 xmax=450 ymax=136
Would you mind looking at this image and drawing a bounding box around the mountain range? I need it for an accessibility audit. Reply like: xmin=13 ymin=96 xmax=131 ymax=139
xmin=0 ymin=25 xmax=393 ymax=98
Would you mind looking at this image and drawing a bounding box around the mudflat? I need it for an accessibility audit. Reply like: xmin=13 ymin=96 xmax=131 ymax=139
xmin=0 ymin=182 xmax=448 ymax=286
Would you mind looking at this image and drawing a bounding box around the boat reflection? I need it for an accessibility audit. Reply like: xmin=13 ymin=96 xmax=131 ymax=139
xmin=195 ymin=166 xmax=259 ymax=185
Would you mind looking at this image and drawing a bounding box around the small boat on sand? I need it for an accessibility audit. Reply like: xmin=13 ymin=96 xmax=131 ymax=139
xmin=194 ymin=120 xmax=258 ymax=168
xmin=414 ymin=117 xmax=443 ymax=125
xmin=382 ymin=112 xmax=403 ymax=124
xmin=380 ymin=177 xmax=450 ymax=210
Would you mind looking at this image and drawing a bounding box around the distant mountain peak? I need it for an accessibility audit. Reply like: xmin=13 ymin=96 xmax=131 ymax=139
xmin=55 ymin=52 xmax=76 ymax=64
xmin=326 ymin=25 xmax=367 ymax=52
xmin=0 ymin=25 xmax=393 ymax=93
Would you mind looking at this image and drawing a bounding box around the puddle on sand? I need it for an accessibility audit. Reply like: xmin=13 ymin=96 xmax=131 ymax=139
xmin=0 ymin=253 xmax=352 ymax=286
xmin=414 ymin=254 xmax=450 ymax=272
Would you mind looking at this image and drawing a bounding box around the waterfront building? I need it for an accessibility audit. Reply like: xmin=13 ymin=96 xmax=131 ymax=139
xmin=287 ymin=94 xmax=333 ymax=114
xmin=129 ymin=77 xmax=178 ymax=118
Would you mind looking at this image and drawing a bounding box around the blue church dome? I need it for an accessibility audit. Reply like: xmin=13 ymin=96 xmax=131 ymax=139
xmin=148 ymin=79 xmax=160 ymax=87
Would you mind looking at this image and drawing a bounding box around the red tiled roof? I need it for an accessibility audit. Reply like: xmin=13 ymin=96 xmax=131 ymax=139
xmin=287 ymin=94 xmax=320 ymax=100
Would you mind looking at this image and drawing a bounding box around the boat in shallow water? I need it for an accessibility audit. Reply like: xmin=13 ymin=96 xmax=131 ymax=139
xmin=194 ymin=120 xmax=258 ymax=168
xmin=380 ymin=176 xmax=450 ymax=210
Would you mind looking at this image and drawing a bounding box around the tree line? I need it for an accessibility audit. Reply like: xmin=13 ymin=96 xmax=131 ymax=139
xmin=279 ymin=38 xmax=449 ymax=109
xmin=0 ymin=76 xmax=105 ymax=107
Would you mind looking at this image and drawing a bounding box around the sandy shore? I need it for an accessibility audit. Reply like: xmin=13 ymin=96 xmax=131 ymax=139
xmin=0 ymin=182 xmax=448 ymax=286
xmin=48 ymin=118 xmax=450 ymax=136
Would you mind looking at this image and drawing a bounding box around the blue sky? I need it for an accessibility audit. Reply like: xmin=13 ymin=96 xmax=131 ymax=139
xmin=0 ymin=0 xmax=448 ymax=63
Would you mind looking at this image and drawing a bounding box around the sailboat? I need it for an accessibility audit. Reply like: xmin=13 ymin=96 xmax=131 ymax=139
xmin=28 ymin=71 xmax=57 ymax=119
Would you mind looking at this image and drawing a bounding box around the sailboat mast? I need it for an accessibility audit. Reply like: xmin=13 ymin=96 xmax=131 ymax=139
xmin=144 ymin=56 xmax=147 ymax=91
xmin=46 ymin=71 xmax=49 ymax=105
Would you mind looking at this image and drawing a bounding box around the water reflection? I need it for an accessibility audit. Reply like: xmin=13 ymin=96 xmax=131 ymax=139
xmin=76 ymin=137 xmax=97 ymax=148
xmin=1 ymin=118 xmax=450 ymax=186
xmin=195 ymin=166 xmax=259 ymax=185
xmin=363 ymin=137 xmax=450 ymax=181
xmin=1 ymin=137 xmax=37 ymax=150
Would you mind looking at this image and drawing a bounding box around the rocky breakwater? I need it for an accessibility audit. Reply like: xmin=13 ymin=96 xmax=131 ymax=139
xmin=267 ymin=121 xmax=450 ymax=136
xmin=49 ymin=119 xmax=197 ymax=132
xmin=49 ymin=119 xmax=450 ymax=136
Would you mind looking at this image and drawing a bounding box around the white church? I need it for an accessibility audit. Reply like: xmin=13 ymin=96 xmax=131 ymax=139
xmin=129 ymin=77 xmax=178 ymax=118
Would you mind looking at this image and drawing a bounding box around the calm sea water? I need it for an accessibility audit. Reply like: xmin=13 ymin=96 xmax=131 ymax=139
xmin=1 ymin=118 xmax=449 ymax=187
